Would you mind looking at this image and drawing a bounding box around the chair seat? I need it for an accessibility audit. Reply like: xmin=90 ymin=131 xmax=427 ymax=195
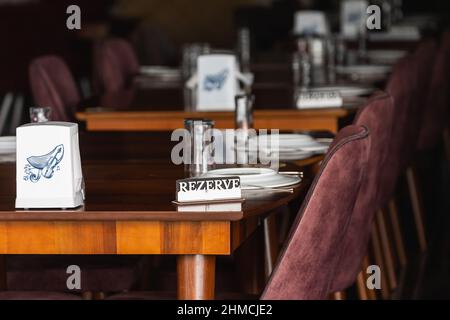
xmin=0 ymin=291 xmax=82 ymax=300
xmin=7 ymin=255 xmax=144 ymax=292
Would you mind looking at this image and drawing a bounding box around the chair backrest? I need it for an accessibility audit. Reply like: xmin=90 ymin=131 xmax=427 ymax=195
xmin=29 ymin=55 xmax=80 ymax=122
xmin=131 ymin=23 xmax=178 ymax=66
xmin=379 ymin=54 xmax=416 ymax=204
xmin=330 ymin=93 xmax=394 ymax=291
xmin=0 ymin=92 xmax=14 ymax=135
xmin=95 ymin=38 xmax=139 ymax=92
xmin=401 ymin=39 xmax=437 ymax=157
xmin=261 ymin=125 xmax=370 ymax=300
xmin=9 ymin=94 xmax=24 ymax=135
xmin=417 ymin=31 xmax=450 ymax=150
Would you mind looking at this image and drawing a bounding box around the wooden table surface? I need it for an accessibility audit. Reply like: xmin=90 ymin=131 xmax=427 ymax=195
xmin=0 ymin=131 xmax=316 ymax=299
xmin=76 ymin=84 xmax=363 ymax=133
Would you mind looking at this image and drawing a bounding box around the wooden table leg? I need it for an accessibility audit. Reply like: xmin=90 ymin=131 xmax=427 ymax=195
xmin=177 ymin=255 xmax=216 ymax=300
xmin=0 ymin=255 xmax=6 ymax=290
xmin=263 ymin=213 xmax=279 ymax=279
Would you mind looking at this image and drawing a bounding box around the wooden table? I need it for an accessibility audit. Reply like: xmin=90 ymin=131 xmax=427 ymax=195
xmin=76 ymin=84 xmax=361 ymax=133
xmin=77 ymin=108 xmax=354 ymax=134
xmin=0 ymin=132 xmax=313 ymax=299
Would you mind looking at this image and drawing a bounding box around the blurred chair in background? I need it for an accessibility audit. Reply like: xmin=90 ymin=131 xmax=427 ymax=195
xmin=0 ymin=93 xmax=14 ymax=136
xmin=0 ymin=93 xmax=25 ymax=136
xmin=94 ymin=38 xmax=139 ymax=93
xmin=29 ymin=56 xmax=81 ymax=122
xmin=131 ymin=23 xmax=178 ymax=66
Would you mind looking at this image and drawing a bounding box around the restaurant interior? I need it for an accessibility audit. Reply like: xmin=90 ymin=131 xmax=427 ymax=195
xmin=0 ymin=0 xmax=449 ymax=301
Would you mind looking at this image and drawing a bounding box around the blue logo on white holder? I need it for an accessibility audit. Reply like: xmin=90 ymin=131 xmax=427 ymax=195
xmin=24 ymin=144 xmax=64 ymax=182
xmin=203 ymin=69 xmax=229 ymax=91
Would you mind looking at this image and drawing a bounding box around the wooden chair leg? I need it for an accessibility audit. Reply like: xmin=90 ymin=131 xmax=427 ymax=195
xmin=388 ymin=199 xmax=408 ymax=267
xmin=376 ymin=209 xmax=397 ymax=291
xmin=93 ymin=292 xmax=105 ymax=300
xmin=356 ymin=271 xmax=368 ymax=300
xmin=370 ymin=222 xmax=390 ymax=299
xmin=81 ymin=291 xmax=93 ymax=300
xmin=330 ymin=291 xmax=347 ymax=300
xmin=406 ymin=166 xmax=428 ymax=252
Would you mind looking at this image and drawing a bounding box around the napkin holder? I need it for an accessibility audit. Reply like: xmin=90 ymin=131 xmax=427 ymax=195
xmin=340 ymin=0 xmax=368 ymax=39
xmin=296 ymin=90 xmax=343 ymax=109
xmin=194 ymin=54 xmax=241 ymax=111
xmin=15 ymin=122 xmax=84 ymax=209
xmin=293 ymin=11 xmax=329 ymax=36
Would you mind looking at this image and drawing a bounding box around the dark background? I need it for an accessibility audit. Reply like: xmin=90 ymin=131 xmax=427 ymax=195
xmin=0 ymin=0 xmax=448 ymax=94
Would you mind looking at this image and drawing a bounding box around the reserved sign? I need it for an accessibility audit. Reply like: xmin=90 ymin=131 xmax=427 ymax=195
xmin=176 ymin=176 xmax=242 ymax=203
xmin=297 ymin=91 xmax=343 ymax=109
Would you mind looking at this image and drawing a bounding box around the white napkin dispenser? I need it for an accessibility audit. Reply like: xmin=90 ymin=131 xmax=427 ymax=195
xmin=293 ymin=11 xmax=329 ymax=36
xmin=196 ymin=54 xmax=239 ymax=111
xmin=15 ymin=122 xmax=84 ymax=209
xmin=341 ymin=0 xmax=368 ymax=39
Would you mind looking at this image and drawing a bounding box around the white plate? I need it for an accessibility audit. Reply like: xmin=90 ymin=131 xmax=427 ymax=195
xmin=0 ymin=136 xmax=16 ymax=143
xmin=205 ymin=167 xmax=276 ymax=183
xmin=311 ymin=85 xmax=375 ymax=97
xmin=0 ymin=136 xmax=16 ymax=154
xmin=250 ymin=134 xmax=314 ymax=148
xmin=366 ymin=50 xmax=407 ymax=64
xmin=139 ymin=66 xmax=181 ymax=77
xmin=335 ymin=65 xmax=392 ymax=75
xmin=257 ymin=138 xmax=329 ymax=153
xmin=236 ymin=134 xmax=329 ymax=160
xmin=204 ymin=168 xmax=301 ymax=190
xmin=277 ymin=151 xmax=315 ymax=161
xmin=0 ymin=153 xmax=15 ymax=162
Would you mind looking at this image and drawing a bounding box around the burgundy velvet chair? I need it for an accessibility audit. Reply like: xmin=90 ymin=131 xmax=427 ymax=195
xmin=417 ymin=31 xmax=450 ymax=151
xmin=94 ymin=38 xmax=139 ymax=93
xmin=330 ymin=93 xmax=395 ymax=293
xmin=261 ymin=125 xmax=370 ymax=300
xmin=29 ymin=55 xmax=80 ymax=122
xmin=400 ymin=39 xmax=437 ymax=168
xmin=380 ymin=54 xmax=417 ymax=205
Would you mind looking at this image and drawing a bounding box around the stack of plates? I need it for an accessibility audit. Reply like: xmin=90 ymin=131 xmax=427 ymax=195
xmin=311 ymin=85 xmax=375 ymax=97
xmin=335 ymin=65 xmax=392 ymax=82
xmin=205 ymin=167 xmax=301 ymax=190
xmin=0 ymin=136 xmax=16 ymax=162
xmin=366 ymin=50 xmax=407 ymax=65
xmin=242 ymin=134 xmax=330 ymax=161
xmin=139 ymin=66 xmax=182 ymax=81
